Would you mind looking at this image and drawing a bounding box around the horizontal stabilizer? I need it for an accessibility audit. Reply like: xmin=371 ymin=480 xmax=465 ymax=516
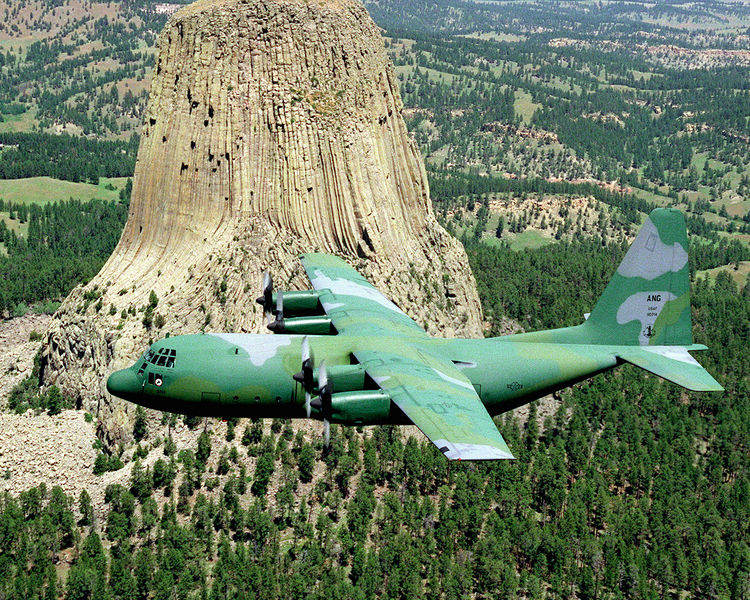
xmin=616 ymin=346 xmax=723 ymax=392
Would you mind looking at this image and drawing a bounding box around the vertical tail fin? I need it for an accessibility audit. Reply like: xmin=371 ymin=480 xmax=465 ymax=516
xmin=585 ymin=208 xmax=692 ymax=346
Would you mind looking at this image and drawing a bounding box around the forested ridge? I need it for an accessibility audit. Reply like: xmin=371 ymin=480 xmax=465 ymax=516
xmin=389 ymin=31 xmax=750 ymax=232
xmin=0 ymin=133 xmax=138 ymax=183
xmin=0 ymin=196 xmax=129 ymax=314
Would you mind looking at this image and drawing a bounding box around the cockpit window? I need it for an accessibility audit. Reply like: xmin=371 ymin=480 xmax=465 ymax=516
xmin=139 ymin=347 xmax=177 ymax=372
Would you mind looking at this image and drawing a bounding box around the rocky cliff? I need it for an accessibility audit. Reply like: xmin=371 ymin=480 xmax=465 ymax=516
xmin=40 ymin=0 xmax=483 ymax=445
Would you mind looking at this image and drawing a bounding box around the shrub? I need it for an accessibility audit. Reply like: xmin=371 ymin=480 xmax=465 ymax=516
xmin=93 ymin=453 xmax=108 ymax=475
xmin=133 ymin=406 xmax=147 ymax=441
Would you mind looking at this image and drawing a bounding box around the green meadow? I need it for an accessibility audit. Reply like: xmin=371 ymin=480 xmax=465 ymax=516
xmin=0 ymin=176 xmax=128 ymax=205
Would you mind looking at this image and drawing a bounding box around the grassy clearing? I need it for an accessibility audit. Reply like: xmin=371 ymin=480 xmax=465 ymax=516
xmin=423 ymin=66 xmax=457 ymax=85
xmin=630 ymin=186 xmax=674 ymax=206
xmin=396 ymin=63 xmax=458 ymax=85
xmin=716 ymin=231 xmax=750 ymax=249
xmin=609 ymin=84 xmax=638 ymax=93
xmin=690 ymin=152 xmax=708 ymax=172
xmin=0 ymin=177 xmax=127 ymax=205
xmin=514 ymin=90 xmax=541 ymax=124
xmin=538 ymin=75 xmax=581 ymax=95
xmin=696 ymin=261 xmax=750 ymax=287
xmin=114 ymin=75 xmax=152 ymax=98
xmin=722 ymin=198 xmax=750 ymax=218
xmin=425 ymin=145 xmax=449 ymax=167
xmin=0 ymin=38 xmax=36 ymax=53
xmin=0 ymin=212 xmax=29 ymax=237
xmin=460 ymin=32 xmax=526 ymax=43
xmin=701 ymin=211 xmax=729 ymax=226
xmin=0 ymin=107 xmax=39 ymax=134
xmin=505 ymin=229 xmax=551 ymax=250
xmin=489 ymin=61 xmax=521 ymax=77
xmin=630 ymin=70 xmax=659 ymax=82
xmin=643 ymin=16 xmax=750 ymax=31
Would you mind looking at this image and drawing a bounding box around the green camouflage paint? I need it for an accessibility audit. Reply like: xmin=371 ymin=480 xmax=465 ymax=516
xmin=108 ymin=209 xmax=722 ymax=460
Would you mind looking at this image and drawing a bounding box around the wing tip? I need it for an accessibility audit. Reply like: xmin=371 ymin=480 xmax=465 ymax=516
xmin=437 ymin=441 xmax=515 ymax=461
xmin=685 ymin=382 xmax=725 ymax=392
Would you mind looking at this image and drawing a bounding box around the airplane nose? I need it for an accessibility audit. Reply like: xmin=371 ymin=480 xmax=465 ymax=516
xmin=107 ymin=369 xmax=141 ymax=398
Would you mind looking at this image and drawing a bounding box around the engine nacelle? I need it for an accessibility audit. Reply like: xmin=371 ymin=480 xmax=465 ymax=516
xmin=267 ymin=315 xmax=334 ymax=335
xmin=316 ymin=364 xmax=366 ymax=393
xmin=271 ymin=290 xmax=320 ymax=312
xmin=328 ymin=390 xmax=392 ymax=424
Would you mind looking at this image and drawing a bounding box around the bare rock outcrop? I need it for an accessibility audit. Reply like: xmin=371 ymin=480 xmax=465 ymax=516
xmin=40 ymin=0 xmax=483 ymax=446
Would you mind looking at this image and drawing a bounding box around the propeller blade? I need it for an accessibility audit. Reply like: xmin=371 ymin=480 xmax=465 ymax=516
xmin=318 ymin=360 xmax=328 ymax=392
xmin=318 ymin=361 xmax=332 ymax=449
xmin=263 ymin=271 xmax=272 ymax=294
xmin=296 ymin=337 xmax=314 ymax=418
xmin=267 ymin=290 xmax=284 ymax=331
xmin=276 ymin=289 xmax=283 ymax=322
xmin=257 ymin=270 xmax=274 ymax=321
xmin=302 ymin=337 xmax=313 ymax=391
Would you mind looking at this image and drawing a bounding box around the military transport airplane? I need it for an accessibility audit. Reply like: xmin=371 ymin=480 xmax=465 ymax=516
xmin=107 ymin=209 xmax=723 ymax=460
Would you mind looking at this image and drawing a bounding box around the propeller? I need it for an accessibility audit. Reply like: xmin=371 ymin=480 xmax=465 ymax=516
xmin=256 ymin=271 xmax=274 ymax=323
xmin=293 ymin=337 xmax=314 ymax=418
xmin=318 ymin=361 xmax=332 ymax=449
xmin=267 ymin=290 xmax=284 ymax=332
xmin=309 ymin=360 xmax=333 ymax=449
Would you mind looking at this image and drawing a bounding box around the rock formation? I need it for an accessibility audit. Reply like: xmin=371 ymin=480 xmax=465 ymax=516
xmin=40 ymin=0 xmax=483 ymax=445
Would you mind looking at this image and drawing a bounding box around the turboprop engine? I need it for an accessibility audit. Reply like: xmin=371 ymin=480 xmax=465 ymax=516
xmin=292 ymin=337 xmax=393 ymax=446
xmin=257 ymin=271 xmax=334 ymax=335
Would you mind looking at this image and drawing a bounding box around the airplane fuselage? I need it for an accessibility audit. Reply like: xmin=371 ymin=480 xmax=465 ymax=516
xmin=106 ymin=211 xmax=722 ymax=460
xmin=107 ymin=330 xmax=619 ymax=423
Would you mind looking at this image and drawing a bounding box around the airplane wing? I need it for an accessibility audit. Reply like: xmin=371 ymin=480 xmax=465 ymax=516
xmin=353 ymin=348 xmax=515 ymax=460
xmin=300 ymin=253 xmax=429 ymax=338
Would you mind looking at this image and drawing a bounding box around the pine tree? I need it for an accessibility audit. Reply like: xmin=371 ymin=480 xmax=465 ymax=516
xmin=133 ymin=406 xmax=147 ymax=441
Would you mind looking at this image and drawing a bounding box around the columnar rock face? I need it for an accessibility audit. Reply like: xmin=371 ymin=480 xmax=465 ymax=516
xmin=41 ymin=0 xmax=483 ymax=445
